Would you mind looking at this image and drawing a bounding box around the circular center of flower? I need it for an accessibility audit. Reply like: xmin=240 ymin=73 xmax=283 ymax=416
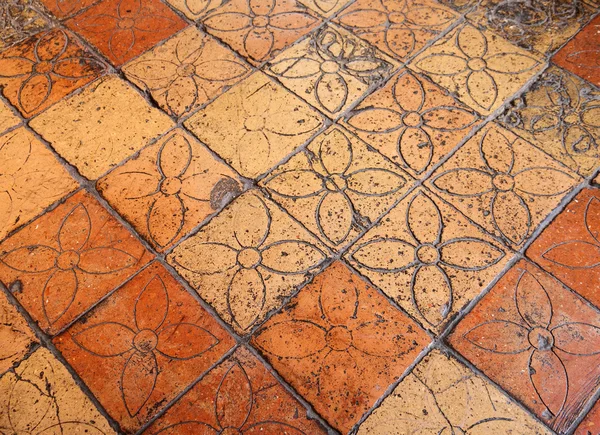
xmin=244 ymin=115 xmax=265 ymax=131
xmin=118 ymin=17 xmax=135 ymax=29
xmin=252 ymin=15 xmax=269 ymax=27
xmin=220 ymin=428 xmax=243 ymax=435
xmin=528 ymin=327 xmax=554 ymax=351
xmin=56 ymin=250 xmax=80 ymax=270
xmin=564 ymin=112 xmax=580 ymax=125
xmin=402 ymin=111 xmax=422 ymax=127
xmin=492 ymin=174 xmax=515 ymax=191
xmin=467 ymin=58 xmax=487 ymax=71
xmin=325 ymin=174 xmax=347 ymax=192
xmin=388 ymin=12 xmax=406 ymax=24
xmin=160 ymin=177 xmax=182 ymax=195
xmin=0 ymin=173 xmax=15 ymax=191
xmin=237 ymin=248 xmax=262 ymax=269
xmin=34 ymin=61 xmax=53 ymax=74
xmin=416 ymin=244 xmax=439 ymax=264
xmin=320 ymin=60 xmax=340 ymax=73
xmin=326 ymin=326 xmax=352 ymax=351
xmin=177 ymin=63 xmax=196 ymax=77
xmin=133 ymin=329 xmax=158 ymax=353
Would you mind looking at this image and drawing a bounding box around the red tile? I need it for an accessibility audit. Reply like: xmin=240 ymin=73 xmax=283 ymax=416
xmin=448 ymin=259 xmax=600 ymax=434
xmin=39 ymin=0 xmax=102 ymax=18
xmin=0 ymin=189 xmax=152 ymax=334
xmin=252 ymin=261 xmax=430 ymax=433
xmin=144 ymin=346 xmax=326 ymax=434
xmin=576 ymin=399 xmax=600 ymax=435
xmin=54 ymin=261 xmax=235 ymax=433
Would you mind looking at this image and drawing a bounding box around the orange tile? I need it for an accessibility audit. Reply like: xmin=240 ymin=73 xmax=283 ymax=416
xmin=576 ymin=399 xmax=600 ymax=435
xmin=144 ymin=346 xmax=326 ymax=434
xmin=0 ymin=289 xmax=38 ymax=374
xmin=297 ymin=0 xmax=350 ymax=17
xmin=0 ymin=189 xmax=152 ymax=334
xmin=54 ymin=261 xmax=235 ymax=433
xmin=0 ymin=29 xmax=106 ymax=117
xmin=39 ymin=0 xmax=102 ymax=19
xmin=252 ymin=261 xmax=430 ymax=433
xmin=66 ymin=0 xmax=187 ymax=66
xmin=448 ymin=259 xmax=600 ymax=434
xmin=97 ymin=128 xmax=246 ymax=251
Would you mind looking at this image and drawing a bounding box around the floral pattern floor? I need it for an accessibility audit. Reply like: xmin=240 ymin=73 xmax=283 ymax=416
xmin=1 ymin=0 xmax=600 ymax=433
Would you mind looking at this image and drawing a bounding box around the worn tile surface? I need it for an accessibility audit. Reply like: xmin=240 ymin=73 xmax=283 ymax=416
xmin=39 ymin=0 xmax=102 ymax=19
xmin=0 ymin=0 xmax=49 ymax=50
xmin=0 ymin=289 xmax=38 ymax=374
xmin=576 ymin=399 xmax=600 ymax=435
xmin=0 ymin=99 xmax=20 ymax=134
xmin=54 ymin=261 xmax=234 ymax=432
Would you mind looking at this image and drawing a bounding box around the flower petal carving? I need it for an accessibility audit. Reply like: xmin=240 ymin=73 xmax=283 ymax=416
xmin=254 ymin=320 xmax=327 ymax=358
xmin=73 ymin=322 xmax=135 ymax=356
xmin=42 ymin=269 xmax=78 ymax=324
xmin=59 ymin=204 xmax=91 ymax=252
xmin=121 ymin=351 xmax=158 ymax=417
xmin=135 ymin=275 xmax=168 ymax=332
xmin=265 ymin=170 xmax=324 ymax=198
xmin=411 ymin=264 xmax=452 ymax=326
xmin=432 ymin=168 xmax=493 ymax=197
xmin=227 ymin=268 xmax=266 ymax=331
xmin=350 ymin=238 xmax=415 ymax=272
xmin=78 ymin=247 xmax=138 ymax=274
xmin=528 ymin=349 xmax=567 ymax=416
xmin=171 ymin=242 xmax=238 ymax=274
xmin=553 ymin=323 xmax=600 ymax=356
xmin=464 ymin=320 xmax=530 ymax=354
xmin=156 ymin=323 xmax=219 ymax=359
xmin=407 ymin=192 xmax=442 ymax=246
xmin=316 ymin=192 xmax=353 ymax=246
xmin=515 ymin=270 xmax=552 ymax=329
xmin=439 ymin=238 xmax=504 ymax=271
xmin=542 ymin=241 xmax=600 ymax=269
xmin=260 ymin=241 xmax=326 ymax=274
xmin=1 ymin=245 xmax=59 ymax=273
xmin=216 ymin=363 xmax=252 ymax=429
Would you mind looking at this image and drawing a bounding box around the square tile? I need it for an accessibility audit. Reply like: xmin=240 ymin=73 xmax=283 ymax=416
xmin=575 ymin=399 xmax=600 ymax=435
xmin=0 ymin=189 xmax=153 ymax=334
xmin=0 ymin=347 xmax=115 ymax=434
xmin=356 ymin=349 xmax=552 ymax=434
xmin=345 ymin=187 xmax=510 ymax=332
xmin=334 ymin=0 xmax=459 ymax=61
xmin=466 ymin=0 xmax=595 ymax=56
xmin=185 ymin=72 xmax=323 ymax=179
xmin=553 ymin=15 xmax=600 ymax=88
xmin=39 ymin=0 xmax=102 ymax=19
xmin=201 ymin=0 xmax=321 ymax=65
xmin=0 ymin=29 xmax=106 ymax=117
xmin=501 ymin=67 xmax=600 ymax=177
xmin=252 ymin=261 xmax=430 ymax=433
xmin=66 ymin=0 xmax=187 ymax=66
xmin=144 ymin=346 xmax=327 ymax=434
xmin=527 ymin=188 xmax=600 ymax=309
xmin=266 ymin=24 xmax=398 ymax=118
xmin=0 ymin=0 xmax=49 ymax=50
xmin=343 ymin=69 xmax=480 ymax=177
xmin=297 ymin=0 xmax=349 ymax=17
xmin=428 ymin=122 xmax=581 ymax=248
xmin=123 ymin=27 xmax=251 ymax=119
xmin=168 ymin=190 xmax=329 ymax=335
xmin=261 ymin=125 xmax=415 ymax=250
xmin=0 ymin=289 xmax=38 ymax=374
xmin=97 ymin=128 xmax=246 ymax=251
xmin=0 ymin=99 xmax=19 ymax=134
xmin=410 ymin=22 xmax=544 ymax=115
xmin=448 ymin=259 xmax=600 ymax=433
xmin=165 ymin=0 xmax=225 ymax=19
xmin=30 ymin=75 xmax=174 ymax=180
xmin=0 ymin=127 xmax=78 ymax=243
xmin=54 ymin=262 xmax=235 ymax=433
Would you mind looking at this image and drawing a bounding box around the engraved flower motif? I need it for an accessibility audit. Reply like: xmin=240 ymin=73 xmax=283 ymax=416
xmin=264 ymin=128 xmax=407 ymax=246
xmin=72 ymin=274 xmax=220 ymax=417
xmin=346 ymin=71 xmax=478 ymax=174
xmin=432 ymin=127 xmax=577 ymax=245
xmin=0 ymin=203 xmax=139 ymax=325
xmin=464 ymin=269 xmax=600 ymax=418
xmin=171 ymin=194 xmax=327 ymax=331
xmin=348 ymin=191 xmax=505 ymax=327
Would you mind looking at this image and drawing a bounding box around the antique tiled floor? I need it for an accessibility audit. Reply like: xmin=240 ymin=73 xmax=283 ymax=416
xmin=1 ymin=0 xmax=600 ymax=434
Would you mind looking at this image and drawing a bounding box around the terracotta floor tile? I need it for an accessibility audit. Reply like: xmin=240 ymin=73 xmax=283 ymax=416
xmin=410 ymin=22 xmax=544 ymax=115
xmin=123 ymin=27 xmax=251 ymax=119
xmin=30 ymin=75 xmax=174 ymax=180
xmin=554 ymin=15 xmax=600 ymax=89
xmin=265 ymin=24 xmax=397 ymax=118
xmin=449 ymin=259 xmax=600 ymax=433
xmin=334 ymin=0 xmax=459 ymax=61
xmin=201 ymin=0 xmax=321 ymax=65
xmin=164 ymin=0 xmax=223 ymax=19
xmin=343 ymin=69 xmax=480 ymax=178
xmin=39 ymin=0 xmax=102 ymax=19
xmin=0 ymin=189 xmax=153 ymax=334
xmin=0 ymin=127 xmax=78 ymax=243
xmin=437 ymin=0 xmax=475 ymax=12
xmin=466 ymin=1 xmax=595 ymax=56
xmin=144 ymin=346 xmax=326 ymax=434
xmin=261 ymin=125 xmax=414 ymax=250
xmin=0 ymin=0 xmax=49 ymax=50
xmin=0 ymin=29 xmax=106 ymax=118
xmin=185 ymin=72 xmax=323 ymax=179
xmin=428 ymin=122 xmax=581 ymax=248
xmin=168 ymin=190 xmax=329 ymax=335
xmin=357 ymin=349 xmax=552 ymax=434
xmin=66 ymin=0 xmax=187 ymax=66
xmin=97 ymin=128 xmax=246 ymax=251
xmin=501 ymin=67 xmax=600 ymax=177
xmin=0 ymin=289 xmax=38 ymax=374
xmin=345 ymin=187 xmax=510 ymax=332
xmin=526 ymin=188 xmax=600 ymax=309
xmin=0 ymin=99 xmax=19 ymax=134
xmin=54 ymin=261 xmax=234 ymax=432
xmin=297 ymin=0 xmax=349 ymax=17
xmin=252 ymin=261 xmax=430 ymax=433
xmin=576 ymin=399 xmax=600 ymax=435
xmin=0 ymin=347 xmax=116 ymax=434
